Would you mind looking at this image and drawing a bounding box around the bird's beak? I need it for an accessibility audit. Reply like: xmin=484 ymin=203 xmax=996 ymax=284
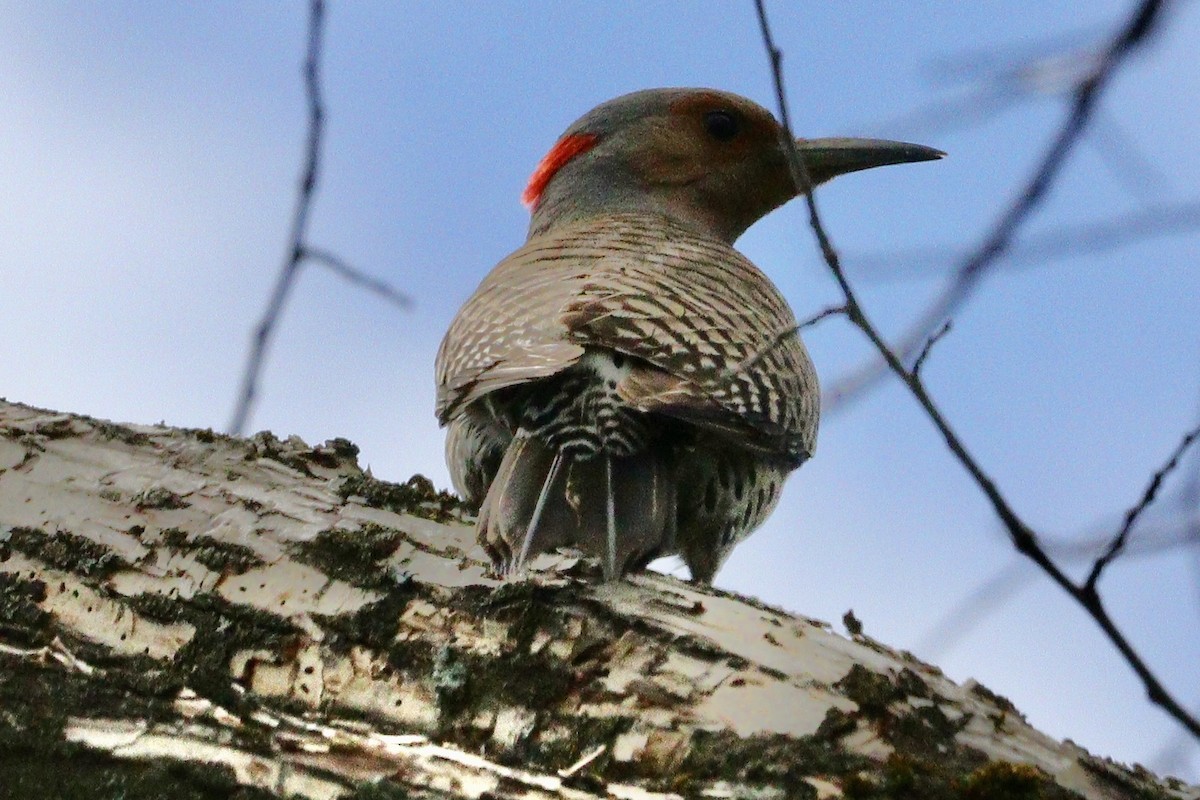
xmin=793 ymin=137 xmax=944 ymax=187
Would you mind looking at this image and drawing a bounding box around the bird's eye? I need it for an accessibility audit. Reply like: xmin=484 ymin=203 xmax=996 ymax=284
xmin=703 ymin=110 xmax=739 ymax=142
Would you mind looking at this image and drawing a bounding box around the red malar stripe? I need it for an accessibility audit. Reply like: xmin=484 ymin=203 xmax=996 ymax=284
xmin=521 ymin=133 xmax=599 ymax=210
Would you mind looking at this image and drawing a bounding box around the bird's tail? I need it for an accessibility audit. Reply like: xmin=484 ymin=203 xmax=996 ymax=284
xmin=477 ymin=430 xmax=676 ymax=579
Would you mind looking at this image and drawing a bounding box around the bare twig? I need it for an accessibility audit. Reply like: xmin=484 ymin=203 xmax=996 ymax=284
xmin=752 ymin=0 xmax=832 ymax=265
xmin=915 ymin=559 xmax=1035 ymax=656
xmin=911 ymin=320 xmax=952 ymax=376
xmin=795 ymin=303 xmax=848 ymax=331
xmin=304 ymin=246 xmax=412 ymax=311
xmin=922 ymin=27 xmax=1107 ymax=85
xmin=1044 ymin=512 xmax=1200 ymax=561
xmin=874 ymin=42 xmax=1099 ymax=140
xmin=924 ymin=493 xmax=1200 ymax=655
xmin=754 ymin=0 xmax=1199 ymax=740
xmin=844 ymin=199 xmax=1200 ymax=282
xmin=227 ymin=1 xmax=411 ymax=435
xmin=824 ymin=0 xmax=1168 ymax=411
xmin=1183 ymin=394 xmax=1200 ymax=616
xmin=228 ymin=0 xmax=327 ymax=436
xmin=893 ymin=40 xmax=1171 ymax=199
xmin=724 ymin=303 xmax=846 ymax=380
xmin=1086 ymin=108 xmax=1174 ymax=200
xmin=1086 ymin=419 xmax=1200 ymax=592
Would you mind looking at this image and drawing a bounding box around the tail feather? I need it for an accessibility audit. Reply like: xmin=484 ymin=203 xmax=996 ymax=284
xmin=477 ymin=430 xmax=675 ymax=578
xmin=445 ymin=413 xmax=506 ymax=508
xmin=516 ymin=450 xmax=566 ymax=569
xmin=604 ymin=457 xmax=618 ymax=579
xmin=477 ymin=432 xmax=573 ymax=572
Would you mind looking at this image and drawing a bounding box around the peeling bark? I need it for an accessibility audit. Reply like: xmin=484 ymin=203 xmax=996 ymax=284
xmin=0 ymin=399 xmax=1194 ymax=799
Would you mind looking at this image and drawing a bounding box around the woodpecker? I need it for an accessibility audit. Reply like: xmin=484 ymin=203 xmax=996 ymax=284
xmin=436 ymin=88 xmax=941 ymax=583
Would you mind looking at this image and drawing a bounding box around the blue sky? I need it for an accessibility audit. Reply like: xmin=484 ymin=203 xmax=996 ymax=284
xmin=3 ymin=1 xmax=1199 ymax=782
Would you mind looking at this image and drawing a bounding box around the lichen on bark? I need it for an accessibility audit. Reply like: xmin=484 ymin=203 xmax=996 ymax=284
xmin=0 ymin=399 xmax=1193 ymax=800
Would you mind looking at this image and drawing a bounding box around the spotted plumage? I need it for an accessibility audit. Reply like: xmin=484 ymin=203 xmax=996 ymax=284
xmin=435 ymin=88 xmax=942 ymax=582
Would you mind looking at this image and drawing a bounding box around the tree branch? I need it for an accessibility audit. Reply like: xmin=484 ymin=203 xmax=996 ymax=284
xmin=753 ymin=0 xmax=1199 ymax=741
xmin=911 ymin=320 xmax=952 ymax=377
xmin=228 ymin=0 xmax=326 ymax=436
xmin=1085 ymin=419 xmax=1200 ymax=592
xmin=13 ymin=397 xmax=1177 ymax=797
xmin=843 ymin=200 xmax=1200 ymax=283
xmin=823 ymin=0 xmax=1169 ymax=411
xmin=304 ymin=246 xmax=413 ymax=311
xmin=723 ymin=303 xmax=846 ymax=381
xmin=227 ymin=1 xmax=410 ymax=435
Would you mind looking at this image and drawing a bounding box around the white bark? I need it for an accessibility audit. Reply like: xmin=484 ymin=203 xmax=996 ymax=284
xmin=0 ymin=398 xmax=1193 ymax=799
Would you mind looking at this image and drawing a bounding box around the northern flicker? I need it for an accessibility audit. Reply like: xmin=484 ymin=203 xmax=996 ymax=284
xmin=436 ymin=88 xmax=941 ymax=583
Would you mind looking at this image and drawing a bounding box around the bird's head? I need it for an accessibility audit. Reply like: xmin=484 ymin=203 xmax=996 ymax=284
xmin=523 ymin=88 xmax=943 ymax=243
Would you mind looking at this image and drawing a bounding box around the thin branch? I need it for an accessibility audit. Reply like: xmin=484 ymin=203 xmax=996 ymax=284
xmin=1085 ymin=108 xmax=1175 ymax=201
xmin=1043 ymin=512 xmax=1200 ymax=562
xmin=1086 ymin=418 xmax=1200 ymax=592
xmin=1182 ymin=393 xmax=1200 ymax=616
xmin=923 ymin=27 xmax=1107 ymax=87
xmin=915 ymin=559 xmax=1035 ymax=657
xmin=844 ymin=200 xmax=1200 ymax=283
xmin=752 ymin=0 xmax=832 ymax=266
xmin=879 ymin=87 xmax=1022 ymax=142
xmin=872 ymin=42 xmax=1098 ymax=140
xmin=303 ymin=246 xmax=413 ymax=311
xmin=754 ymin=0 xmax=1200 ymax=740
xmin=824 ymin=0 xmax=1168 ymax=411
xmin=226 ymin=4 xmax=412 ymax=435
xmin=723 ymin=304 xmax=846 ymax=380
xmin=228 ymin=0 xmax=326 ymax=436
xmin=911 ymin=320 xmax=952 ymax=377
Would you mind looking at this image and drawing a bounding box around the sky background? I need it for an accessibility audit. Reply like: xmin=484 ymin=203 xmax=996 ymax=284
xmin=3 ymin=0 xmax=1199 ymax=783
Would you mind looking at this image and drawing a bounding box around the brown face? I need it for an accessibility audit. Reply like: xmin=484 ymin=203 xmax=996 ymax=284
xmin=598 ymin=90 xmax=796 ymax=241
xmin=625 ymin=91 xmax=787 ymax=189
xmin=522 ymin=88 xmax=943 ymax=243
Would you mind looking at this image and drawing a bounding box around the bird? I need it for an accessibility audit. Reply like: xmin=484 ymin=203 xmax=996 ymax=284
xmin=435 ymin=88 xmax=941 ymax=583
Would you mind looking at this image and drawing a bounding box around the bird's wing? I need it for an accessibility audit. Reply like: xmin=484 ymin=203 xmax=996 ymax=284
xmin=557 ymin=214 xmax=818 ymax=462
xmin=435 ymin=244 xmax=588 ymax=423
xmin=436 ymin=213 xmax=818 ymax=462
